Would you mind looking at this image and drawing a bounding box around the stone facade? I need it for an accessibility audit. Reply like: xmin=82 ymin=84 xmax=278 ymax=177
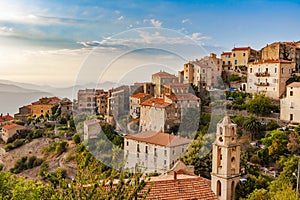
xmin=152 ymin=71 xmax=178 ymax=97
xmin=96 ymin=93 xmax=108 ymax=116
xmin=14 ymin=105 xmax=31 ymax=122
xmin=180 ymin=53 xmax=222 ymax=90
xmin=124 ymin=131 xmax=191 ymax=173
xmin=280 ymin=82 xmax=300 ymax=123
xmin=0 ymin=123 xmax=27 ymax=143
xmin=211 ymin=115 xmax=240 ymax=200
xmin=31 ymin=97 xmax=60 ymax=117
xmin=246 ymin=59 xmax=295 ymax=99
xmin=139 ymin=97 xmax=180 ymax=132
xmin=77 ymin=89 xmax=105 ymax=114
xmin=260 ymin=42 xmax=300 ymax=70
xmin=129 ymin=93 xmax=151 ymax=119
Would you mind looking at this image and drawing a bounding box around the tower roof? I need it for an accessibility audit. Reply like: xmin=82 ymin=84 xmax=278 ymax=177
xmin=220 ymin=114 xmax=233 ymax=125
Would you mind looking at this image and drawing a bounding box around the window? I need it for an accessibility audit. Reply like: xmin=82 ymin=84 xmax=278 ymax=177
xmin=137 ymin=144 xmax=140 ymax=152
xmin=250 ymin=68 xmax=253 ymax=73
xmin=233 ymin=53 xmax=236 ymax=57
xmin=281 ymin=68 xmax=284 ymax=73
xmin=154 ymin=148 xmax=157 ymax=157
xmin=164 ymin=160 xmax=166 ymax=165
xmin=164 ymin=149 xmax=167 ymax=156
xmin=145 ymin=146 xmax=148 ymax=154
xmin=217 ymin=180 xmax=221 ymax=196
xmin=290 ymin=91 xmax=294 ymax=96
xmin=290 ymin=114 xmax=294 ymax=121
xmin=275 ymin=68 xmax=277 ymax=73
xmin=172 ymin=149 xmax=175 ymax=155
xmin=234 ymin=60 xmax=237 ymax=65
xmin=126 ymin=141 xmax=129 ymax=146
xmin=137 ymin=153 xmax=139 ymax=158
xmin=243 ymin=53 xmax=246 ymax=56
xmin=182 ymin=147 xmax=185 ymax=153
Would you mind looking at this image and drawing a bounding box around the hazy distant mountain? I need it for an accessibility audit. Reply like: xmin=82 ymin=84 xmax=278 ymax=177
xmin=0 ymin=80 xmax=116 ymax=115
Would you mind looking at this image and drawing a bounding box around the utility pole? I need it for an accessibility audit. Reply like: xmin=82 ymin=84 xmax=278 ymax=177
xmin=297 ymin=161 xmax=300 ymax=193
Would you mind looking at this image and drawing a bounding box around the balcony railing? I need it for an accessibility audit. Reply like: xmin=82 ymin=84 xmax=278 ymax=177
xmin=255 ymin=72 xmax=270 ymax=77
xmin=255 ymin=82 xmax=269 ymax=86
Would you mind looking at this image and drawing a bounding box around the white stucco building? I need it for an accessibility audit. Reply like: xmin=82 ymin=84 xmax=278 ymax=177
xmin=246 ymin=59 xmax=294 ymax=99
xmin=280 ymin=82 xmax=300 ymax=123
xmin=124 ymin=131 xmax=192 ymax=173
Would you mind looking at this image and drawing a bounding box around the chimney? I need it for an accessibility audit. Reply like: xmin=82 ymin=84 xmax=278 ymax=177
xmin=7 ymin=113 xmax=9 ymax=116
xmin=174 ymin=171 xmax=177 ymax=180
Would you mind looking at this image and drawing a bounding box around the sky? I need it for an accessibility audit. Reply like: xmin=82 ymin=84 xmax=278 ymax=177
xmin=1 ymin=0 xmax=300 ymax=87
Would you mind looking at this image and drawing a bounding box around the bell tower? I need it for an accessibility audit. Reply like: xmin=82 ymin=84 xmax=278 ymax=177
xmin=211 ymin=115 xmax=240 ymax=200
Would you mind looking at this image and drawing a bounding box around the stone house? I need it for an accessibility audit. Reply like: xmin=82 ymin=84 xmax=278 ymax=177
xmin=14 ymin=105 xmax=31 ymax=122
xmin=246 ymin=59 xmax=294 ymax=99
xmin=129 ymin=93 xmax=151 ymax=119
xmin=124 ymin=131 xmax=192 ymax=173
xmin=152 ymin=71 xmax=178 ymax=97
xmin=280 ymin=82 xmax=300 ymax=123
xmin=0 ymin=123 xmax=27 ymax=143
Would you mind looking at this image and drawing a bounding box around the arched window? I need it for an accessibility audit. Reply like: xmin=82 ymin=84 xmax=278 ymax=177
xmin=231 ymin=181 xmax=235 ymax=200
xmin=231 ymin=127 xmax=235 ymax=135
xmin=220 ymin=127 xmax=223 ymax=135
xmin=217 ymin=180 xmax=221 ymax=196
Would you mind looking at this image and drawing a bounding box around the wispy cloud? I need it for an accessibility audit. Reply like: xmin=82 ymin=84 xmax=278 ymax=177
xmin=181 ymin=19 xmax=190 ymax=24
xmin=0 ymin=26 xmax=15 ymax=36
xmin=150 ymin=19 xmax=162 ymax=28
xmin=190 ymin=32 xmax=211 ymax=41
xmin=117 ymin=15 xmax=124 ymax=21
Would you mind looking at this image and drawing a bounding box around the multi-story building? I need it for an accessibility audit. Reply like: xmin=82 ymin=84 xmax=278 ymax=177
xmin=83 ymin=119 xmax=101 ymax=141
xmin=280 ymin=82 xmax=300 ymax=123
xmin=77 ymin=89 xmax=105 ymax=114
xmin=129 ymin=93 xmax=151 ymax=119
xmin=152 ymin=71 xmax=178 ymax=97
xmin=96 ymin=93 xmax=108 ymax=116
xmin=60 ymin=98 xmax=73 ymax=117
xmin=163 ymin=83 xmax=190 ymax=95
xmin=124 ymin=131 xmax=192 ymax=173
xmin=246 ymin=59 xmax=294 ymax=99
xmin=179 ymin=53 xmax=222 ymax=90
xmin=14 ymin=105 xmax=31 ymax=122
xmin=139 ymin=97 xmax=180 ymax=132
xmin=260 ymin=41 xmax=300 ymax=70
xmin=221 ymin=47 xmax=258 ymax=71
xmin=31 ymin=97 xmax=61 ymax=117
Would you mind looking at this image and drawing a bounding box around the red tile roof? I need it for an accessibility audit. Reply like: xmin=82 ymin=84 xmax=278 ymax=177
xmin=232 ymin=47 xmax=250 ymax=51
xmin=0 ymin=114 xmax=13 ymax=122
xmin=140 ymin=174 xmax=217 ymax=200
xmin=166 ymin=93 xmax=200 ymax=101
xmin=288 ymin=82 xmax=300 ymax=88
xmin=131 ymin=93 xmax=151 ymax=99
xmin=152 ymin=71 xmax=177 ymax=79
xmin=1 ymin=123 xmax=24 ymax=130
xmin=140 ymin=97 xmax=171 ymax=108
xmin=221 ymin=52 xmax=232 ymax=56
xmin=125 ymin=131 xmax=192 ymax=147
xmin=32 ymin=97 xmax=61 ymax=105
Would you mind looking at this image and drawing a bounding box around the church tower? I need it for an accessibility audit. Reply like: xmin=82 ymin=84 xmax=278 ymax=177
xmin=211 ymin=115 xmax=241 ymax=200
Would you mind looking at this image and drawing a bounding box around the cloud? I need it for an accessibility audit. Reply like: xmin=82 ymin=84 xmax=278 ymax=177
xmin=150 ymin=19 xmax=162 ymax=28
xmin=181 ymin=19 xmax=190 ymax=24
xmin=114 ymin=10 xmax=120 ymax=15
xmin=117 ymin=16 xmax=124 ymax=21
xmin=0 ymin=26 xmax=15 ymax=36
xmin=190 ymin=32 xmax=211 ymax=41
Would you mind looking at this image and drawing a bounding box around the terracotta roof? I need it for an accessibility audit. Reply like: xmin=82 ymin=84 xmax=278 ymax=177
xmin=152 ymin=71 xmax=177 ymax=79
xmin=232 ymin=47 xmax=250 ymax=51
xmin=125 ymin=131 xmax=192 ymax=147
xmin=288 ymin=82 xmax=300 ymax=88
xmin=2 ymin=123 xmax=24 ymax=130
xmin=248 ymin=59 xmax=293 ymax=64
xmin=32 ymin=97 xmax=61 ymax=105
xmin=131 ymin=93 xmax=151 ymax=99
xmin=140 ymin=174 xmax=217 ymax=200
xmin=166 ymin=93 xmax=200 ymax=101
xmin=140 ymin=97 xmax=171 ymax=108
xmin=0 ymin=114 xmax=13 ymax=122
xmin=221 ymin=52 xmax=232 ymax=56
xmin=164 ymin=83 xmax=189 ymax=87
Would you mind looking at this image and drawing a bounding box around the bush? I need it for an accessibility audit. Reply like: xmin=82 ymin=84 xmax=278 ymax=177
xmin=229 ymin=74 xmax=241 ymax=82
xmin=4 ymin=139 xmax=26 ymax=151
xmin=10 ymin=156 xmax=44 ymax=174
xmin=43 ymin=141 xmax=68 ymax=156
xmin=266 ymin=121 xmax=280 ymax=131
xmin=72 ymin=133 xmax=81 ymax=144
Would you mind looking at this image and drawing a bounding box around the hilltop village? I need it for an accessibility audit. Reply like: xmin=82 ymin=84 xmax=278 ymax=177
xmin=1 ymin=41 xmax=300 ymax=199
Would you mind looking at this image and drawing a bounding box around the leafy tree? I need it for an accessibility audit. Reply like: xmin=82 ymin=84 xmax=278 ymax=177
xmin=286 ymin=74 xmax=300 ymax=86
xmin=262 ymin=130 xmax=288 ymax=161
xmin=265 ymin=121 xmax=279 ymax=131
xmin=72 ymin=133 xmax=81 ymax=144
xmin=287 ymin=131 xmax=300 ymax=154
xmin=245 ymin=93 xmax=274 ymax=115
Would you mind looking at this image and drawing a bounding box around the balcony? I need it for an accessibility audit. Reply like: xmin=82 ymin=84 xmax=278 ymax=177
xmin=255 ymin=72 xmax=270 ymax=77
xmin=255 ymin=82 xmax=269 ymax=86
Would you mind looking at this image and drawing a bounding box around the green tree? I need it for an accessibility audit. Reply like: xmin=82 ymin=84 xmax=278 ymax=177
xmin=72 ymin=133 xmax=81 ymax=144
xmin=246 ymin=93 xmax=275 ymax=115
xmin=243 ymin=115 xmax=262 ymax=140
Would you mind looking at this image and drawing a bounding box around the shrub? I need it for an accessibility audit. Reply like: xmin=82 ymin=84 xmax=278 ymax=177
xmin=10 ymin=156 xmax=44 ymax=174
xmin=229 ymin=74 xmax=241 ymax=82
xmin=72 ymin=133 xmax=81 ymax=144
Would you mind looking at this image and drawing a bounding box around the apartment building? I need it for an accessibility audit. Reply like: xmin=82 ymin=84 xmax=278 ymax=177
xmin=152 ymin=71 xmax=178 ymax=97
xmin=77 ymin=89 xmax=105 ymax=114
xmin=179 ymin=53 xmax=222 ymax=90
xmin=31 ymin=97 xmax=60 ymax=117
xmin=246 ymin=59 xmax=294 ymax=99
xmin=124 ymin=131 xmax=192 ymax=173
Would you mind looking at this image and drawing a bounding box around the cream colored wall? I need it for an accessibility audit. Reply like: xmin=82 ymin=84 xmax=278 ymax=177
xmin=124 ymin=138 xmax=190 ymax=173
xmin=139 ymin=106 xmax=165 ymax=132
xmin=232 ymin=49 xmax=249 ymax=69
xmin=280 ymin=86 xmax=300 ymax=123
